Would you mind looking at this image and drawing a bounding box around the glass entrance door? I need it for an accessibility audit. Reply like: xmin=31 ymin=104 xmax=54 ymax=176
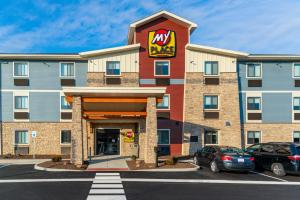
xmin=96 ymin=129 xmax=120 ymax=155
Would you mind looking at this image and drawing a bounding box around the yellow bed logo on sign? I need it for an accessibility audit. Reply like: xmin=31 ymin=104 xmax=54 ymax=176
xmin=148 ymin=29 xmax=176 ymax=57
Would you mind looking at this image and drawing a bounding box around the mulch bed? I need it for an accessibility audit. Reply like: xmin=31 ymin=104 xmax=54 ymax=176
xmin=38 ymin=160 xmax=87 ymax=170
xmin=127 ymin=160 xmax=195 ymax=170
xmin=0 ymin=154 xmax=70 ymax=159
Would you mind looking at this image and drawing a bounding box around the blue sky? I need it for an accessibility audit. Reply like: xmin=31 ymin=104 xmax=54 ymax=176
xmin=0 ymin=0 xmax=299 ymax=54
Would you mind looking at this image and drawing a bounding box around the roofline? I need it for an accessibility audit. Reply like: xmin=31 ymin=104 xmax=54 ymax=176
xmin=186 ymin=43 xmax=249 ymax=57
xmin=128 ymin=10 xmax=197 ymax=44
xmin=243 ymin=55 xmax=300 ymax=61
xmin=62 ymin=86 xmax=166 ymax=98
xmin=0 ymin=54 xmax=86 ymax=61
xmin=79 ymin=44 xmax=140 ymax=58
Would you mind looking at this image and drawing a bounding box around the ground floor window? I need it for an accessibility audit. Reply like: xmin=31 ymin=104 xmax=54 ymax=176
xmin=61 ymin=130 xmax=71 ymax=144
xmin=247 ymin=131 xmax=261 ymax=144
xmin=15 ymin=131 xmax=28 ymax=144
xmin=204 ymin=130 xmax=218 ymax=145
xmin=157 ymin=129 xmax=170 ymax=156
xmin=294 ymin=131 xmax=300 ymax=143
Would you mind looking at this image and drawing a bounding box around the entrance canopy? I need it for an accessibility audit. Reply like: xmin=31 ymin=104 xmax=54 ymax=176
xmin=62 ymin=87 xmax=166 ymax=120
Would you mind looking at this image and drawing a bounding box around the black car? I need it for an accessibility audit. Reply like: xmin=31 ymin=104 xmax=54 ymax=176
xmin=194 ymin=146 xmax=255 ymax=173
xmin=246 ymin=142 xmax=300 ymax=176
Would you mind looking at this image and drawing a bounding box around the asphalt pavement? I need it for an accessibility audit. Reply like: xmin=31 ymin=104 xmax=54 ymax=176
xmin=0 ymin=164 xmax=300 ymax=200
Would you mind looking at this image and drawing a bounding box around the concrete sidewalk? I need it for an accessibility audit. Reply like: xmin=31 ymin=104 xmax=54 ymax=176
xmin=0 ymin=159 xmax=50 ymax=165
xmin=87 ymin=155 xmax=129 ymax=171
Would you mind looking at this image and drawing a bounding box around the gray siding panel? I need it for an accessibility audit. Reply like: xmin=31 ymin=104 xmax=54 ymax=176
xmin=1 ymin=92 xmax=13 ymax=121
xmin=30 ymin=92 xmax=60 ymax=122
xmin=262 ymin=93 xmax=292 ymax=123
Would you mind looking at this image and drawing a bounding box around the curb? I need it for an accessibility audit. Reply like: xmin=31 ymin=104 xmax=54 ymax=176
xmin=133 ymin=165 xmax=200 ymax=172
xmin=34 ymin=164 xmax=86 ymax=172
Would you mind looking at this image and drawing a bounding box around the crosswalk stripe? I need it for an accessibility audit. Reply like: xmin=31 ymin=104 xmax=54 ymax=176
xmin=87 ymin=195 xmax=126 ymax=200
xmin=89 ymin=189 xmax=125 ymax=194
xmin=86 ymin=173 xmax=126 ymax=200
xmin=92 ymin=184 xmax=123 ymax=188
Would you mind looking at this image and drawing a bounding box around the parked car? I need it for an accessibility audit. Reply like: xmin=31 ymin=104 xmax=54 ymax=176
xmin=193 ymin=146 xmax=255 ymax=173
xmin=246 ymin=142 xmax=300 ymax=176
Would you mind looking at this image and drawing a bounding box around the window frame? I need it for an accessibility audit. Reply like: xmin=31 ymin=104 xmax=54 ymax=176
xmin=157 ymin=129 xmax=170 ymax=145
xmin=14 ymin=130 xmax=29 ymax=145
xmin=13 ymin=91 xmax=29 ymax=113
xmin=293 ymin=131 xmax=300 ymax=143
xmin=13 ymin=61 xmax=29 ymax=78
xmin=59 ymin=62 xmax=75 ymax=78
xmin=204 ymin=130 xmax=219 ymax=145
xmin=293 ymin=63 xmax=300 ymax=78
xmin=154 ymin=60 xmax=170 ymax=76
xmin=293 ymin=97 xmax=300 ymax=111
xmin=60 ymin=95 xmax=72 ymax=111
xmin=60 ymin=130 xmax=72 ymax=145
xmin=247 ymin=131 xmax=261 ymax=145
xmin=105 ymin=61 xmax=121 ymax=77
xmin=246 ymin=63 xmax=262 ymax=78
xmin=204 ymin=61 xmax=219 ymax=76
xmin=203 ymin=95 xmax=219 ymax=110
xmin=156 ymin=94 xmax=170 ymax=110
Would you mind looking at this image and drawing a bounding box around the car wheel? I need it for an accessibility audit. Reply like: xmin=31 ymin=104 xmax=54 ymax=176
xmin=271 ymin=163 xmax=286 ymax=177
xmin=210 ymin=161 xmax=220 ymax=173
xmin=193 ymin=156 xmax=199 ymax=165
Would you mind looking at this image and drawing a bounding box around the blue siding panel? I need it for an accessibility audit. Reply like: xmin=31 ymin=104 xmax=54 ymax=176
xmin=262 ymin=93 xmax=292 ymax=123
xmin=1 ymin=92 xmax=13 ymax=121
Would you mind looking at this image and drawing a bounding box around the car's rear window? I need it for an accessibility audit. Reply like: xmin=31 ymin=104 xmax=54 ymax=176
xmin=220 ymin=147 xmax=243 ymax=153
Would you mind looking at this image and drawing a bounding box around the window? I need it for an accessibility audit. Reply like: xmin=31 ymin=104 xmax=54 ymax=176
xmin=190 ymin=136 xmax=198 ymax=142
xmin=14 ymin=96 xmax=28 ymax=109
xmin=204 ymin=61 xmax=219 ymax=76
xmin=15 ymin=131 xmax=28 ymax=144
xmin=247 ymin=131 xmax=261 ymax=144
xmin=247 ymin=63 xmax=261 ymax=78
xmin=293 ymin=97 xmax=300 ymax=110
xmin=247 ymin=97 xmax=261 ymax=110
xmin=294 ymin=64 xmax=300 ymax=78
xmin=157 ymin=94 xmax=170 ymax=109
xmin=157 ymin=129 xmax=170 ymax=145
xmin=60 ymin=63 xmax=75 ymax=77
xmin=61 ymin=96 xmax=72 ymax=110
xmin=261 ymin=144 xmax=274 ymax=153
xmin=294 ymin=132 xmax=300 ymax=143
xmin=106 ymin=61 xmax=120 ymax=76
xmin=204 ymin=130 xmax=218 ymax=144
xmin=155 ymin=61 xmax=169 ymax=76
xmin=61 ymin=130 xmax=71 ymax=144
xmin=14 ymin=62 xmax=29 ymax=77
xmin=204 ymin=95 xmax=218 ymax=109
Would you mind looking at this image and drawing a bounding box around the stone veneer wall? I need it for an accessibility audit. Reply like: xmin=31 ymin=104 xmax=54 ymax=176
xmin=182 ymin=72 xmax=242 ymax=155
xmin=1 ymin=122 xmax=73 ymax=155
xmin=87 ymin=72 xmax=139 ymax=87
xmin=242 ymin=123 xmax=300 ymax=147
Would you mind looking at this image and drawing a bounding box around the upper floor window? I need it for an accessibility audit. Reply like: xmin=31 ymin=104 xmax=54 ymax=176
xmin=247 ymin=63 xmax=261 ymax=78
xmin=155 ymin=61 xmax=169 ymax=76
xmin=294 ymin=131 xmax=300 ymax=143
xmin=157 ymin=94 xmax=170 ymax=109
xmin=294 ymin=64 xmax=300 ymax=78
xmin=294 ymin=97 xmax=300 ymax=110
xmin=247 ymin=97 xmax=261 ymax=110
xmin=14 ymin=62 xmax=29 ymax=77
xmin=204 ymin=95 xmax=218 ymax=110
xmin=61 ymin=96 xmax=72 ymax=110
xmin=247 ymin=131 xmax=261 ymax=144
xmin=60 ymin=63 xmax=75 ymax=77
xmin=61 ymin=130 xmax=71 ymax=144
xmin=106 ymin=61 xmax=120 ymax=76
xmin=15 ymin=96 xmax=29 ymax=110
xmin=204 ymin=61 xmax=219 ymax=76
xmin=15 ymin=130 xmax=29 ymax=144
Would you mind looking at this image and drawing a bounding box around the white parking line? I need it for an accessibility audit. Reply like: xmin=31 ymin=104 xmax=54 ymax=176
xmin=250 ymin=171 xmax=288 ymax=182
xmin=0 ymin=164 xmax=10 ymax=169
xmin=86 ymin=173 xmax=127 ymax=200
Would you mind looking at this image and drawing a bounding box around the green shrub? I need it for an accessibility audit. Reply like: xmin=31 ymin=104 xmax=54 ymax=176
xmin=131 ymin=155 xmax=137 ymax=161
xmin=52 ymin=155 xmax=62 ymax=162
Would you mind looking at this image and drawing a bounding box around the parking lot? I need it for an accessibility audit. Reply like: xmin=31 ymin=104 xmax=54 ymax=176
xmin=0 ymin=164 xmax=300 ymax=200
